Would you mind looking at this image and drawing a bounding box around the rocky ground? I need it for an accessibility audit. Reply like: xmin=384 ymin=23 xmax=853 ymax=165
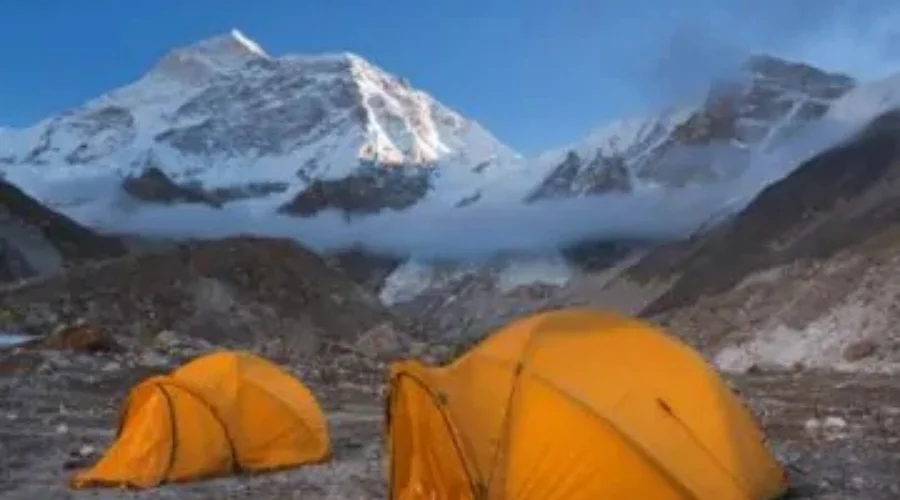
xmin=0 ymin=330 xmax=898 ymax=499
xmin=0 ymin=236 xmax=897 ymax=499
xmin=0 ymin=330 xmax=391 ymax=500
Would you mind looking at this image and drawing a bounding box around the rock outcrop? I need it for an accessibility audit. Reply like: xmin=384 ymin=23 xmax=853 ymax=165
xmin=0 ymin=179 xmax=127 ymax=283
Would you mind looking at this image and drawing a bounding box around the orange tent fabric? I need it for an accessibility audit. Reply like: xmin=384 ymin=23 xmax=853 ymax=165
xmin=385 ymin=308 xmax=788 ymax=500
xmin=70 ymin=350 xmax=331 ymax=489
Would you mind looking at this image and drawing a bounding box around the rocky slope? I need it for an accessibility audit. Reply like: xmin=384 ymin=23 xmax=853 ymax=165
xmin=585 ymin=108 xmax=898 ymax=373
xmin=528 ymin=54 xmax=857 ymax=200
xmin=0 ymin=177 xmax=126 ymax=283
xmin=0 ymin=29 xmax=526 ymax=218
xmin=0 ymin=236 xmax=410 ymax=355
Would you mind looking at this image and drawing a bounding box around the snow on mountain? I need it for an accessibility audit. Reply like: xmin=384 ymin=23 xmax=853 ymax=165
xmin=8 ymin=30 xmax=900 ymax=310
xmin=827 ymin=73 xmax=900 ymax=124
xmin=527 ymin=108 xmax=695 ymax=200
xmin=378 ymin=254 xmax=573 ymax=307
xmin=375 ymin=56 xmax=881 ymax=310
xmin=527 ymin=54 xmax=858 ymax=201
xmin=0 ymin=29 xmax=526 ymax=216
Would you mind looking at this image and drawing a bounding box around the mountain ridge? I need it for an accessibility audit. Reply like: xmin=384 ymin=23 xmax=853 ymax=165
xmin=0 ymin=29 xmax=528 ymax=217
xmin=0 ymin=30 xmax=864 ymax=223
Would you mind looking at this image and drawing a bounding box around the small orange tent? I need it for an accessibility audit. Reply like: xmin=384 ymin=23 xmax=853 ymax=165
xmin=385 ymin=308 xmax=788 ymax=500
xmin=70 ymin=350 xmax=331 ymax=489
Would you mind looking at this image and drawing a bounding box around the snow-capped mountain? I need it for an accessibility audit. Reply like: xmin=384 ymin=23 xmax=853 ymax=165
xmin=0 ymin=29 xmax=526 ymax=215
xmin=0 ymin=30 xmax=867 ymax=225
xmin=527 ymin=54 xmax=857 ymax=200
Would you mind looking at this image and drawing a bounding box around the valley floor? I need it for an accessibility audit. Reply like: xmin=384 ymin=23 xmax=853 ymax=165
xmin=0 ymin=348 xmax=897 ymax=499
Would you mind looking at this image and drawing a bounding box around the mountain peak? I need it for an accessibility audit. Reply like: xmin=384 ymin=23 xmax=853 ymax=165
xmin=224 ymin=28 xmax=268 ymax=58
xmin=742 ymin=52 xmax=855 ymax=86
xmin=149 ymin=28 xmax=270 ymax=85
xmin=178 ymin=28 xmax=269 ymax=59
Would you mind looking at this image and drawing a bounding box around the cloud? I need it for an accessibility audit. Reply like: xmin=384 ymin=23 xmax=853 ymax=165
xmin=60 ymin=185 xmax=717 ymax=261
xmin=633 ymin=0 xmax=900 ymax=109
xmin=641 ymin=21 xmax=749 ymax=108
xmin=16 ymin=110 xmax=852 ymax=264
xmin=781 ymin=2 xmax=900 ymax=79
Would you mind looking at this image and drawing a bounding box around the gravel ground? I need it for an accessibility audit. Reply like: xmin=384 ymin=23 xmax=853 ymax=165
xmin=0 ymin=347 xmax=897 ymax=499
xmin=0 ymin=348 xmax=387 ymax=500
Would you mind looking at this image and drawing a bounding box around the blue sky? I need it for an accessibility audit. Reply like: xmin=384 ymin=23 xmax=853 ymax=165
xmin=2 ymin=0 xmax=900 ymax=153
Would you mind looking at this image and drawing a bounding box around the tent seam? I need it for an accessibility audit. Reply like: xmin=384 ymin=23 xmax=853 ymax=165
xmin=482 ymin=329 xmax=540 ymax=498
xmin=469 ymin=352 xmax=701 ymax=500
xmin=163 ymin=378 xmax=242 ymax=473
xmin=386 ymin=370 xmax=481 ymax=499
xmin=155 ymin=383 xmax=179 ymax=486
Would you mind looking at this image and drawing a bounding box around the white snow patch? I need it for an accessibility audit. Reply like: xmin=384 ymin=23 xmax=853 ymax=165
xmin=228 ymin=29 xmax=268 ymax=58
xmin=378 ymin=260 xmax=435 ymax=306
xmin=377 ymin=254 xmax=572 ymax=306
xmin=496 ymin=255 xmax=572 ymax=293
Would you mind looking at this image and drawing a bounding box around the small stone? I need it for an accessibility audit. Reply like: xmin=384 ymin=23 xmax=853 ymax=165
xmin=804 ymin=418 xmax=820 ymax=430
xmin=6 ymin=412 xmax=17 ymax=420
xmin=823 ymin=416 xmax=847 ymax=429
xmin=44 ymin=351 xmax=72 ymax=368
xmin=78 ymin=444 xmax=96 ymax=457
xmin=44 ymin=323 xmax=119 ymax=354
xmin=73 ymin=354 xmax=94 ymax=365
xmin=153 ymin=330 xmax=181 ymax=350
xmin=138 ymin=351 xmax=171 ymax=369
xmin=56 ymin=423 xmax=69 ymax=434
xmin=408 ymin=342 xmax=428 ymax=357
xmin=101 ymin=361 xmax=121 ymax=372
xmin=354 ymin=322 xmax=406 ymax=357
xmin=843 ymin=339 xmax=877 ymax=362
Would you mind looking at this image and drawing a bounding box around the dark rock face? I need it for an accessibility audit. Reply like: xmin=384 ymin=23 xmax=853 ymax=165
xmin=744 ymin=54 xmax=856 ymax=101
xmin=526 ymin=152 xmax=631 ymax=202
xmin=529 ymin=54 xmax=857 ymax=200
xmin=560 ymin=238 xmax=648 ymax=272
xmin=279 ymin=163 xmax=432 ymax=217
xmin=663 ymin=55 xmax=855 ymax=151
xmin=323 ymin=246 xmax=406 ymax=294
xmin=0 ymin=241 xmax=34 ymax=282
xmin=122 ymin=167 xmax=222 ymax=207
xmin=631 ymin=55 xmax=856 ymax=185
xmin=0 ymin=179 xmax=127 ymax=283
xmin=121 ymin=166 xmax=288 ymax=207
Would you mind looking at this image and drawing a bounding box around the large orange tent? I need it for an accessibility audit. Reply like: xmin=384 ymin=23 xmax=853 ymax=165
xmin=70 ymin=350 xmax=331 ymax=489
xmin=385 ymin=308 xmax=789 ymax=500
